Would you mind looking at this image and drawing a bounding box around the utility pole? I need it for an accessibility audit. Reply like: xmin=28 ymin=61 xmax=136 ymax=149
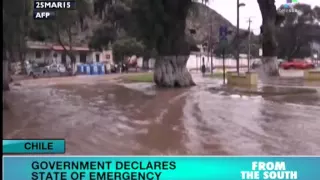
xmin=210 ymin=23 xmax=213 ymax=75
xmin=236 ymin=1 xmax=246 ymax=75
xmin=236 ymin=0 xmax=240 ymax=75
xmin=247 ymin=18 xmax=252 ymax=72
xmin=206 ymin=18 xmax=212 ymax=75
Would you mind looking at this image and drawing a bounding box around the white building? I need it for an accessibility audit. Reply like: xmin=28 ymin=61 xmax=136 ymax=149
xmin=25 ymin=41 xmax=114 ymax=65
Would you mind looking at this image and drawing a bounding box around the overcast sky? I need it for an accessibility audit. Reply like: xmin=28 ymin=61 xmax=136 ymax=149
xmin=208 ymin=0 xmax=319 ymax=34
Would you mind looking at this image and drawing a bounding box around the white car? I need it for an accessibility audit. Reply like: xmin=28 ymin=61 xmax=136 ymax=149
xmin=45 ymin=63 xmax=66 ymax=73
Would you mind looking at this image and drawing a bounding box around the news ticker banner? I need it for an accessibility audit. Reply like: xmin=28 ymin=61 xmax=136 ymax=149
xmin=3 ymin=156 xmax=320 ymax=180
xmin=33 ymin=0 xmax=76 ymax=20
xmin=3 ymin=139 xmax=65 ymax=154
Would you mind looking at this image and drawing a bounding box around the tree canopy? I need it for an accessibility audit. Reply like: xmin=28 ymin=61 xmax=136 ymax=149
xmin=3 ymin=0 xmax=32 ymax=62
xmin=277 ymin=4 xmax=320 ymax=59
xmin=112 ymin=37 xmax=145 ymax=63
xmin=89 ymin=0 xmax=198 ymax=59
xmin=131 ymin=0 xmax=194 ymax=56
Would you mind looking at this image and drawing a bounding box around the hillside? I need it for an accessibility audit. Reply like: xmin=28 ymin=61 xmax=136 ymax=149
xmin=185 ymin=3 xmax=260 ymax=56
xmin=186 ymin=3 xmax=249 ymax=44
xmin=58 ymin=3 xmax=251 ymax=47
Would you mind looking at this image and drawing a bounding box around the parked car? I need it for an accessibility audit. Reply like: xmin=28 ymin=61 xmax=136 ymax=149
xmin=44 ymin=63 xmax=66 ymax=74
xmin=26 ymin=63 xmax=45 ymax=78
xmin=280 ymin=60 xmax=315 ymax=70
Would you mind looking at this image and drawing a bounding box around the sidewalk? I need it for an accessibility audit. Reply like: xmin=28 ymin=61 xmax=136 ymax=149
xmin=260 ymin=81 xmax=320 ymax=89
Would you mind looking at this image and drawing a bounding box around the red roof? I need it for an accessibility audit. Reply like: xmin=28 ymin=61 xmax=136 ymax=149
xmin=52 ymin=45 xmax=90 ymax=51
xmin=27 ymin=44 xmax=52 ymax=50
xmin=27 ymin=42 xmax=90 ymax=51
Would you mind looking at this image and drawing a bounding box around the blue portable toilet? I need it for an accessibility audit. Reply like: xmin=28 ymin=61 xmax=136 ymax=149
xmin=100 ymin=64 xmax=105 ymax=74
xmin=77 ymin=64 xmax=84 ymax=74
xmin=85 ymin=64 xmax=91 ymax=75
xmin=90 ymin=64 xmax=99 ymax=75
xmin=97 ymin=63 xmax=105 ymax=75
xmin=96 ymin=64 xmax=101 ymax=75
xmin=82 ymin=64 xmax=86 ymax=74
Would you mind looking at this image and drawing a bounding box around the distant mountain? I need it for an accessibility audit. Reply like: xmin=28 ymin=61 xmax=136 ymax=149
xmin=186 ymin=3 xmax=260 ymax=56
xmin=186 ymin=3 xmax=251 ymax=44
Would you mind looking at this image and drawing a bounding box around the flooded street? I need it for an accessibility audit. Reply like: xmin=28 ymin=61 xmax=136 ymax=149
xmin=3 ymin=74 xmax=320 ymax=155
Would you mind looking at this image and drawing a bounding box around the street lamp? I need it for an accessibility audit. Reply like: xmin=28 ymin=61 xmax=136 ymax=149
xmin=236 ymin=1 xmax=246 ymax=75
xmin=239 ymin=2 xmax=246 ymax=7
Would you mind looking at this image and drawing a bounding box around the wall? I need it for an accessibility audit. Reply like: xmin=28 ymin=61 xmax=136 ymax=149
xmin=127 ymin=54 xmax=252 ymax=70
xmin=90 ymin=52 xmax=99 ymax=63
xmin=187 ymin=54 xmax=252 ymax=69
xmin=27 ymin=49 xmax=93 ymax=64
xmin=26 ymin=49 xmax=53 ymax=64
xmin=53 ymin=52 xmax=81 ymax=64
xmin=90 ymin=50 xmax=113 ymax=64
xmin=149 ymin=58 xmax=156 ymax=68
xmin=99 ymin=50 xmax=114 ymax=64
xmin=135 ymin=57 xmax=155 ymax=69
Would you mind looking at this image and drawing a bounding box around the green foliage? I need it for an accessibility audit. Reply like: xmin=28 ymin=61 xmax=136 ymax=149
xmin=124 ymin=73 xmax=154 ymax=82
xmin=89 ymin=23 xmax=117 ymax=50
xmin=3 ymin=0 xmax=33 ymax=61
xmin=277 ymin=4 xmax=319 ymax=59
xmin=93 ymin=0 xmax=113 ymax=19
xmin=112 ymin=37 xmax=145 ymax=63
xmin=29 ymin=0 xmax=92 ymax=43
xmin=132 ymin=0 xmax=192 ymax=55
xmin=89 ymin=0 xmax=215 ymax=58
xmin=131 ymin=0 xmax=194 ymax=55
xmin=89 ymin=0 xmax=133 ymax=51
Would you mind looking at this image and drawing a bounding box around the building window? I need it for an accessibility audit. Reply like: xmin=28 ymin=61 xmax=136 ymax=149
xmin=53 ymin=53 xmax=57 ymax=58
xmin=80 ymin=53 xmax=87 ymax=63
xmin=35 ymin=51 xmax=41 ymax=58
xmin=96 ymin=54 xmax=100 ymax=62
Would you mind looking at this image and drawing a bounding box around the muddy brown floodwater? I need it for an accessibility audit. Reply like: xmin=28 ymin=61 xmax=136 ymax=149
xmin=3 ymin=74 xmax=320 ymax=155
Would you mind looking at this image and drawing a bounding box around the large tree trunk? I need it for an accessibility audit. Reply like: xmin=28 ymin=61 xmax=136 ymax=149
xmin=154 ymin=56 xmax=195 ymax=87
xmin=67 ymin=54 xmax=77 ymax=76
xmin=3 ymin=60 xmax=10 ymax=91
xmin=257 ymin=0 xmax=285 ymax=77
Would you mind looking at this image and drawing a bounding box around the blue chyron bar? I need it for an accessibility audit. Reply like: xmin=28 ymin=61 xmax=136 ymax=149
xmin=2 ymin=139 xmax=65 ymax=154
xmin=2 ymin=156 xmax=320 ymax=180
